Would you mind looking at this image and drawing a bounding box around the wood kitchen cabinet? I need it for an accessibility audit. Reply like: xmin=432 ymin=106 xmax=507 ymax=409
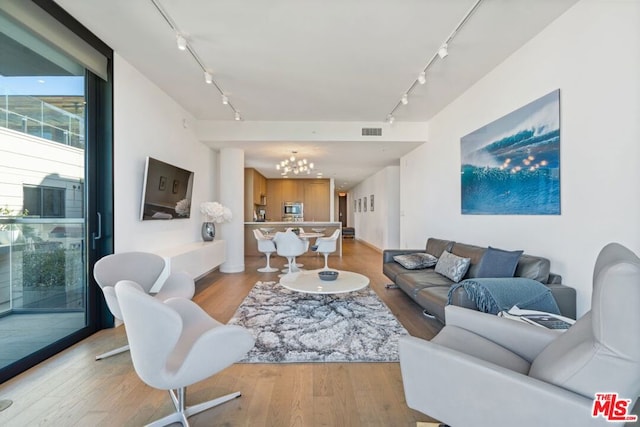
xmin=264 ymin=178 xmax=330 ymax=221
xmin=244 ymin=168 xmax=267 ymax=221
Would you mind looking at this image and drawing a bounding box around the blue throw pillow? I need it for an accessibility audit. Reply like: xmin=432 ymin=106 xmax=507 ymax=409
xmin=476 ymin=246 xmax=524 ymax=278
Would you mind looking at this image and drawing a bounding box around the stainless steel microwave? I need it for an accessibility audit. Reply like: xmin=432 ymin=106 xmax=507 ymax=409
xmin=283 ymin=202 xmax=303 ymax=216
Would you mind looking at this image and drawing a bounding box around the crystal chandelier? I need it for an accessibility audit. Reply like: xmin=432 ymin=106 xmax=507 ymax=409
xmin=276 ymin=152 xmax=314 ymax=175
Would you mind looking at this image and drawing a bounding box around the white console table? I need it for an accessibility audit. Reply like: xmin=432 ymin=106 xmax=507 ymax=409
xmin=152 ymin=240 xmax=226 ymax=291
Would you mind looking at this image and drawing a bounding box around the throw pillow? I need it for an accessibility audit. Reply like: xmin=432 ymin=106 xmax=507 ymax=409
xmin=476 ymin=246 xmax=524 ymax=278
xmin=393 ymin=253 xmax=438 ymax=270
xmin=434 ymin=251 xmax=471 ymax=283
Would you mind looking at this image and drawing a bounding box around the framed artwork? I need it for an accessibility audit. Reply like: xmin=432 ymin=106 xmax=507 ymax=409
xmin=354 ymin=199 xmax=357 ymax=211
xmin=370 ymin=195 xmax=374 ymax=212
xmin=363 ymin=196 xmax=367 ymax=212
xmin=358 ymin=198 xmax=361 ymax=212
xmin=172 ymin=179 xmax=179 ymax=194
xmin=158 ymin=176 xmax=167 ymax=191
xmin=461 ymin=89 xmax=560 ymax=215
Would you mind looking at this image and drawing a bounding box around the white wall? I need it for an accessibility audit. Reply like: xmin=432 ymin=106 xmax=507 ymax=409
xmin=113 ymin=54 xmax=218 ymax=253
xmin=350 ymin=165 xmax=400 ymax=250
xmin=400 ymin=0 xmax=640 ymax=316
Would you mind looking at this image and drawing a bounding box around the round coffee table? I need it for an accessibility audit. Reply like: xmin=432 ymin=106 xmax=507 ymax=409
xmin=280 ymin=269 xmax=369 ymax=294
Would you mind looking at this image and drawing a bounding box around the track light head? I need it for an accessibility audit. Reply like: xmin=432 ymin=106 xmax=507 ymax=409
xmin=176 ymin=33 xmax=187 ymax=51
xmin=401 ymin=94 xmax=409 ymax=105
xmin=438 ymin=43 xmax=449 ymax=59
xmin=204 ymin=71 xmax=212 ymax=84
xmin=221 ymin=95 xmax=229 ymax=105
xmin=418 ymin=71 xmax=426 ymax=85
xmin=234 ymin=111 xmax=241 ymax=121
xmin=387 ymin=115 xmax=395 ymax=125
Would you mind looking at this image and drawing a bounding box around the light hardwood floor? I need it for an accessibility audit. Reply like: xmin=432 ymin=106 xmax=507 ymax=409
xmin=0 ymin=239 xmax=443 ymax=426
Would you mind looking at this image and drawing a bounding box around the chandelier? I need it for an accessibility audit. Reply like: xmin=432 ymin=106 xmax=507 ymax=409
xmin=276 ymin=152 xmax=315 ymax=175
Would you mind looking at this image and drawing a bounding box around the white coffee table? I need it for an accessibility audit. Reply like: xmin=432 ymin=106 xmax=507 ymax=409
xmin=280 ymin=269 xmax=369 ymax=294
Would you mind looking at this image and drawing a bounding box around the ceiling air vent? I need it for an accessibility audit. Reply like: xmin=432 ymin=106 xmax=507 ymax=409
xmin=361 ymin=127 xmax=382 ymax=136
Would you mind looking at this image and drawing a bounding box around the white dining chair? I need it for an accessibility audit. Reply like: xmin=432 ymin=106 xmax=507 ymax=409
xmin=253 ymin=229 xmax=279 ymax=272
xmin=273 ymin=230 xmax=309 ymax=275
xmin=313 ymin=229 xmax=341 ymax=269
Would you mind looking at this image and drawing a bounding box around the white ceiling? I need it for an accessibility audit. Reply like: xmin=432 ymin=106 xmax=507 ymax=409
xmin=54 ymin=0 xmax=579 ymax=189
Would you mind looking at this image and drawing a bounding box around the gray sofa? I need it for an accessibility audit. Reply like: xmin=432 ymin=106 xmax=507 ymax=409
xmin=383 ymin=237 xmax=576 ymax=323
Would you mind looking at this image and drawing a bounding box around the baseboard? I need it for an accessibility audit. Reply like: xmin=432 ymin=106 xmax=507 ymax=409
xmin=355 ymin=238 xmax=383 ymax=253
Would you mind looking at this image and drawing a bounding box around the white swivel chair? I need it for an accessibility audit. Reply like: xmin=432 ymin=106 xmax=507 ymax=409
xmin=115 ymin=280 xmax=255 ymax=427
xmin=93 ymin=251 xmax=195 ymax=360
xmin=273 ymin=230 xmax=308 ymax=275
xmin=313 ymin=229 xmax=341 ymax=270
xmin=283 ymin=227 xmax=306 ymax=268
xmin=253 ymin=229 xmax=278 ymax=272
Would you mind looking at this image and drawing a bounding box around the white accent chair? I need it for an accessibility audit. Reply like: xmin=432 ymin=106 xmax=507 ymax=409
xmin=273 ymin=230 xmax=308 ymax=275
xmin=114 ymin=280 xmax=254 ymax=427
xmin=93 ymin=251 xmax=195 ymax=360
xmin=399 ymin=242 xmax=640 ymax=427
xmin=253 ymin=229 xmax=278 ymax=272
xmin=313 ymin=229 xmax=341 ymax=270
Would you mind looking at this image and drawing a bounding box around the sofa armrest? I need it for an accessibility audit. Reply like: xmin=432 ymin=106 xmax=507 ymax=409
xmin=399 ymin=336 xmax=604 ymax=427
xmin=444 ymin=305 xmax=560 ymax=362
xmin=547 ymin=283 xmax=577 ymax=319
xmin=382 ymin=249 xmax=425 ymax=264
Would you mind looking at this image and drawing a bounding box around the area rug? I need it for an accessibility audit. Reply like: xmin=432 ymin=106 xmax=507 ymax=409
xmin=228 ymin=281 xmax=408 ymax=363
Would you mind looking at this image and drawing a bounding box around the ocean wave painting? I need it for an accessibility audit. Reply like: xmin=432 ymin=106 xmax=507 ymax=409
xmin=461 ymin=90 xmax=560 ymax=215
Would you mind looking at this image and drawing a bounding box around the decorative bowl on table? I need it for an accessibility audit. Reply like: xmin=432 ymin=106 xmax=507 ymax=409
xmin=318 ymin=270 xmax=339 ymax=281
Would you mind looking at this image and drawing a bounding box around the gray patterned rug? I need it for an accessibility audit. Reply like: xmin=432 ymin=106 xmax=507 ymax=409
xmin=228 ymin=281 xmax=408 ymax=363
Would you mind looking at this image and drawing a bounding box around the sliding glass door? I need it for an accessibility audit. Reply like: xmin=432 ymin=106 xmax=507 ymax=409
xmin=0 ymin=1 xmax=112 ymax=382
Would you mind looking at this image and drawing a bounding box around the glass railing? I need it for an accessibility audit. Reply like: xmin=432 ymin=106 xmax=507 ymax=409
xmin=0 ymin=93 xmax=84 ymax=148
xmin=0 ymin=218 xmax=85 ymax=315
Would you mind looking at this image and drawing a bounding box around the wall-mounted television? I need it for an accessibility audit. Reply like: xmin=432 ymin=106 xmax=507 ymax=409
xmin=140 ymin=157 xmax=194 ymax=220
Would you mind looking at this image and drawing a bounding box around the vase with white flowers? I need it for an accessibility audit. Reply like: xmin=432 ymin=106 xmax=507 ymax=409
xmin=199 ymin=202 xmax=232 ymax=241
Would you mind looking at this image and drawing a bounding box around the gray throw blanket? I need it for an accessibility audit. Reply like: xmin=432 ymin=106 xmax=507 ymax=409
xmin=447 ymin=277 xmax=560 ymax=314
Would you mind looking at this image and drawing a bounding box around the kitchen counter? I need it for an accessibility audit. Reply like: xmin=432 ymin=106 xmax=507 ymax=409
xmin=245 ymin=222 xmax=342 ymax=258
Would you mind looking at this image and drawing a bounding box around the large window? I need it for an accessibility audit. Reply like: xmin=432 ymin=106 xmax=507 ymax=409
xmin=0 ymin=0 xmax=113 ymax=383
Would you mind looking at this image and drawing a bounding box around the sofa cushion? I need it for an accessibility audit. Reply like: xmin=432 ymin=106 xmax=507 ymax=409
xmin=450 ymin=243 xmax=486 ymax=279
xmin=393 ymin=253 xmax=438 ymax=270
xmin=514 ymin=254 xmax=551 ymax=283
xmin=435 ymin=251 xmax=471 ymax=283
xmin=414 ymin=286 xmax=450 ymax=322
xmin=476 ymin=246 xmax=524 ymax=278
xmin=425 ymin=238 xmax=455 ymax=258
xmin=395 ymin=270 xmax=454 ymax=299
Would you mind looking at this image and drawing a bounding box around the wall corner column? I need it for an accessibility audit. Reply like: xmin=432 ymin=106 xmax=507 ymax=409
xmin=219 ymin=147 xmax=245 ymax=273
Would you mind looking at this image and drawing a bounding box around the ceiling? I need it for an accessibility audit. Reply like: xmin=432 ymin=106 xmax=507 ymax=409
xmin=53 ymin=0 xmax=579 ymax=190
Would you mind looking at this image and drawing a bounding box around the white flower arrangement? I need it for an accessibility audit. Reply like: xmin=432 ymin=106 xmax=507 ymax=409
xmin=200 ymin=201 xmax=232 ymax=223
xmin=175 ymin=198 xmax=191 ymax=217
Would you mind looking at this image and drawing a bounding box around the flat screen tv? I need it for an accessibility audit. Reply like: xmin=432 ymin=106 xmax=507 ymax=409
xmin=140 ymin=157 xmax=194 ymax=220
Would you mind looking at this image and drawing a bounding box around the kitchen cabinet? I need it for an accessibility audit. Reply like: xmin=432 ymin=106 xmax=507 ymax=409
xmin=303 ymin=181 xmax=330 ymax=221
xmin=244 ymin=168 xmax=267 ymax=221
xmin=265 ymin=178 xmax=329 ymax=221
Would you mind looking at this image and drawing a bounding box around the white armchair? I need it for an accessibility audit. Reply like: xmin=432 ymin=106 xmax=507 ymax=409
xmin=399 ymin=242 xmax=640 ymax=427
xmin=93 ymin=251 xmax=195 ymax=360
xmin=115 ymin=280 xmax=254 ymax=426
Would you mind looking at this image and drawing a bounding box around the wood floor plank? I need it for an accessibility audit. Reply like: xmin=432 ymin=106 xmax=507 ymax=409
xmin=0 ymin=239 xmax=443 ymax=426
